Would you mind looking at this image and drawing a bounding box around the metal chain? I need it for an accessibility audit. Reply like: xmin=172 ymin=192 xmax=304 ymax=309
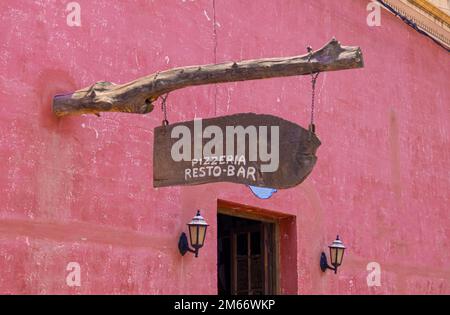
xmin=310 ymin=72 xmax=319 ymax=133
xmin=161 ymin=93 xmax=169 ymax=126
xmin=307 ymin=46 xmax=319 ymax=135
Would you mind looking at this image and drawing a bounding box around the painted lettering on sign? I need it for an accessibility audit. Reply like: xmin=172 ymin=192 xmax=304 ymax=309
xmin=153 ymin=113 xmax=320 ymax=189
xmin=185 ymin=155 xmax=256 ymax=182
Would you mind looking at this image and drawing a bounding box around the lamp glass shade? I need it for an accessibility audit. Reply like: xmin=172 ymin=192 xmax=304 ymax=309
xmin=329 ymin=235 xmax=345 ymax=267
xmin=187 ymin=210 xmax=209 ymax=249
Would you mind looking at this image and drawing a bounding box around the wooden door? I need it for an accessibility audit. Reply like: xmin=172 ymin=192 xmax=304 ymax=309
xmin=230 ymin=220 xmax=275 ymax=295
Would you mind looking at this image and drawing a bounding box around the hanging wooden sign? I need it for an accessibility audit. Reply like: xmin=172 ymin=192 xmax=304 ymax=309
xmin=153 ymin=113 xmax=320 ymax=189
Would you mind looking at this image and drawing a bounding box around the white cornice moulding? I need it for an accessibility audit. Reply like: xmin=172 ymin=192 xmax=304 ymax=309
xmin=381 ymin=0 xmax=450 ymax=49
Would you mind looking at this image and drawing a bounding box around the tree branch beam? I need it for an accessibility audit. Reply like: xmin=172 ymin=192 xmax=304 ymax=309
xmin=53 ymin=38 xmax=364 ymax=117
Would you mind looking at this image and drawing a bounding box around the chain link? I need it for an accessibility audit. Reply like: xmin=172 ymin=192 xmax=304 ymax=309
xmin=161 ymin=93 xmax=169 ymax=126
xmin=307 ymin=47 xmax=319 ymax=135
xmin=310 ymin=72 xmax=319 ymax=132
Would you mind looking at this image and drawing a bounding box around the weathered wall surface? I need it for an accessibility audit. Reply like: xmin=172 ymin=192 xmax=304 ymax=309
xmin=0 ymin=0 xmax=449 ymax=294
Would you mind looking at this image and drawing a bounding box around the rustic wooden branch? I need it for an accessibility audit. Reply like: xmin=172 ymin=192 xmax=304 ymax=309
xmin=53 ymin=38 xmax=364 ymax=117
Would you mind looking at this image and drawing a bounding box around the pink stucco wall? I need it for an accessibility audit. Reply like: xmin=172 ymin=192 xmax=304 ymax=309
xmin=0 ymin=0 xmax=449 ymax=294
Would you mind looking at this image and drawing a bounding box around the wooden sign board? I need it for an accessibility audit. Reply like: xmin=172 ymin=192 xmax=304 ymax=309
xmin=153 ymin=113 xmax=321 ymax=189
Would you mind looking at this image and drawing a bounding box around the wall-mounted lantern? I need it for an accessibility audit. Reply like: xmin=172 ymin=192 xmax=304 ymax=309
xmin=320 ymin=235 xmax=346 ymax=274
xmin=178 ymin=210 xmax=209 ymax=257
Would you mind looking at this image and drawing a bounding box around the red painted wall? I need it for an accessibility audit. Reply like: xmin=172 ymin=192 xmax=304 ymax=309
xmin=0 ymin=0 xmax=449 ymax=294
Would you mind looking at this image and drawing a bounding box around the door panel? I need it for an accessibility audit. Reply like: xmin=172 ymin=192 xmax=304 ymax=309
xmin=218 ymin=214 xmax=275 ymax=295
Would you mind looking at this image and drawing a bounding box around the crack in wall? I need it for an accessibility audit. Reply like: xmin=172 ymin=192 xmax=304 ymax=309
xmin=213 ymin=0 xmax=218 ymax=116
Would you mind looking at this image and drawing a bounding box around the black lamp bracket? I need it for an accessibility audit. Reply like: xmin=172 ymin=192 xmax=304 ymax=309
xmin=178 ymin=232 xmax=197 ymax=257
xmin=320 ymin=252 xmax=337 ymax=274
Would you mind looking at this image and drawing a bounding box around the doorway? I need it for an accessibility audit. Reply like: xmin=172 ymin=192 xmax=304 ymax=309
xmin=217 ymin=213 xmax=277 ymax=295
